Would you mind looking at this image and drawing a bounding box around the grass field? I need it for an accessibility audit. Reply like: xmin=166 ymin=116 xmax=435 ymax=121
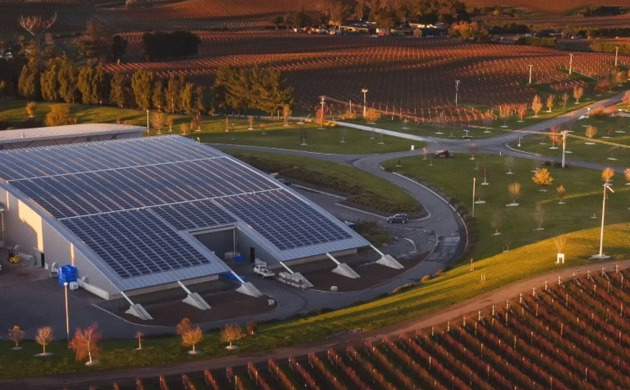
xmin=195 ymin=122 xmax=417 ymax=154
xmin=516 ymin=109 xmax=630 ymax=165
xmin=382 ymin=153 xmax=630 ymax=261
xmin=1 ymin=222 xmax=628 ymax=379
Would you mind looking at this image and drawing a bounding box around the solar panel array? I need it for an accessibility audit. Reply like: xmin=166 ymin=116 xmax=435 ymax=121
xmin=0 ymin=136 xmax=221 ymax=181
xmin=62 ymin=210 xmax=222 ymax=279
xmin=216 ymin=190 xmax=352 ymax=250
xmin=153 ymin=200 xmax=236 ymax=231
xmin=12 ymin=158 xmax=277 ymax=219
xmin=0 ymin=135 xmax=368 ymax=290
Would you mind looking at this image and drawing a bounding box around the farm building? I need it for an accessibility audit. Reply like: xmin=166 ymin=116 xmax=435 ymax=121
xmin=0 ymin=132 xmax=369 ymax=308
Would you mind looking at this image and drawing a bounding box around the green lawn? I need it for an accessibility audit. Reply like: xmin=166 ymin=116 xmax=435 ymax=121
xmin=2 ymin=222 xmax=629 ymax=379
xmin=515 ymin=109 xmax=630 ymax=166
xmin=194 ymin=123 xmax=418 ymax=154
xmin=223 ymin=149 xmax=421 ymax=214
xmin=382 ymin=153 xmax=630 ymax=261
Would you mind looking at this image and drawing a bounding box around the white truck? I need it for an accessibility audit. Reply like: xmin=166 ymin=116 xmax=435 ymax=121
xmin=253 ymin=264 xmax=275 ymax=278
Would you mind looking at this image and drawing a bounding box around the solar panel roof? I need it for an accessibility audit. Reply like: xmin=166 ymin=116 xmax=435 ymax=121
xmin=0 ymin=135 xmax=369 ymax=292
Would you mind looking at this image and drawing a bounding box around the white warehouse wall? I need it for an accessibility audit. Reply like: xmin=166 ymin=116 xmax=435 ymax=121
xmin=0 ymin=183 xmax=119 ymax=299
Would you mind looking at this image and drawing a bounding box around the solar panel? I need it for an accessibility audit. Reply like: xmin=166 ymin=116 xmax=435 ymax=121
xmin=62 ymin=209 xmax=218 ymax=279
xmin=0 ymin=135 xmax=223 ymax=181
xmin=154 ymin=199 xmax=236 ymax=231
xmin=11 ymin=157 xmax=279 ymax=219
xmin=215 ymin=189 xmax=352 ymax=250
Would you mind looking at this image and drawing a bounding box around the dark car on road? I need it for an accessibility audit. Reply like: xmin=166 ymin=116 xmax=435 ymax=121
xmin=387 ymin=213 xmax=409 ymax=224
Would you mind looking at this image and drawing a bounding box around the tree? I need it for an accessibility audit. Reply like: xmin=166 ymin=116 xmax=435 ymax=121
xmin=283 ymin=104 xmax=292 ymax=127
xmin=35 ymin=327 xmax=54 ymax=356
xmin=562 ymin=92 xmax=569 ymax=108
xmin=517 ymin=104 xmax=527 ymax=121
xmin=246 ymin=321 xmax=258 ymax=336
xmin=130 ymin=69 xmax=154 ymax=110
xmin=45 ymin=104 xmax=77 ymax=126
xmin=623 ymin=90 xmax=630 ymax=109
xmin=75 ymin=21 xmax=112 ymax=62
xmin=508 ymin=182 xmax=521 ymax=205
xmin=557 ymin=184 xmax=566 ymax=204
xmin=548 ymin=126 xmax=560 ymax=148
xmin=181 ymin=326 xmax=203 ymax=354
xmin=585 ymin=125 xmax=597 ymax=141
xmin=77 ymin=65 xmax=97 ymax=105
xmin=8 ymin=325 xmax=24 ymax=349
xmin=602 ymin=167 xmax=614 ymax=182
xmin=57 ymin=58 xmax=78 ymax=104
xmin=364 ymin=107 xmax=381 ymax=123
xmin=152 ymin=111 xmax=165 ymax=133
xmin=17 ymin=57 xmax=40 ymax=100
xmin=68 ymin=323 xmax=101 ymax=365
xmin=531 ymin=95 xmax=543 ymax=117
xmin=532 ymin=168 xmax=553 ymax=190
xmin=498 ymin=104 xmax=511 ymax=126
xmin=195 ymin=86 xmax=205 ymax=115
xmin=625 ymin=167 xmax=630 ymax=185
xmin=26 ymin=101 xmax=37 ymax=118
xmin=534 ymin=203 xmax=544 ymax=230
xmin=176 ymin=318 xmax=192 ymax=336
xmin=546 ymin=94 xmax=555 ymax=113
xmin=19 ymin=13 xmax=57 ymax=50
xmin=40 ymin=60 xmax=60 ymax=102
xmin=135 ymin=330 xmax=144 ymax=350
xmin=180 ymin=82 xmax=195 ymax=114
xmin=165 ymin=74 xmax=183 ymax=113
xmin=151 ymin=80 xmax=165 ymax=111
xmin=110 ymin=71 xmax=129 ymax=108
xmin=573 ymin=86 xmax=584 ymax=104
xmin=221 ymin=323 xmax=243 ymax=349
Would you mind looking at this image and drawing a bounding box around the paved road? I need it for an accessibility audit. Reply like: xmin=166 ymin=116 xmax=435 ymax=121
xmin=8 ymin=260 xmax=628 ymax=390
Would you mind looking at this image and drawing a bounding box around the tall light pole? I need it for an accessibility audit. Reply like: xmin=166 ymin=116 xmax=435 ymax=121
xmin=319 ymin=95 xmax=326 ymax=128
xmin=455 ymin=80 xmax=461 ymax=106
xmin=561 ymin=130 xmax=568 ymax=168
xmin=569 ymin=53 xmax=573 ymax=75
xmin=615 ymin=46 xmax=619 ymax=67
xmin=472 ymin=177 xmax=476 ymax=217
xmin=528 ymin=64 xmax=533 ymax=84
xmin=64 ymin=281 xmax=70 ymax=342
xmin=593 ymin=180 xmax=614 ymax=259
xmin=361 ymin=88 xmax=368 ymax=118
xmin=146 ymin=109 xmax=150 ymax=130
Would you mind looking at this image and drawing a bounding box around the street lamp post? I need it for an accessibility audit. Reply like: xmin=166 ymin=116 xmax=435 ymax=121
xmin=64 ymin=281 xmax=70 ymax=342
xmin=518 ymin=137 xmax=522 ymax=148
xmin=455 ymin=80 xmax=461 ymax=106
xmin=587 ymin=107 xmax=591 ymax=118
xmin=569 ymin=54 xmax=573 ymax=75
xmin=319 ymin=95 xmax=326 ymax=128
xmin=593 ymin=181 xmax=614 ymax=259
xmin=472 ymin=177 xmax=476 ymax=217
xmin=561 ymin=130 xmax=568 ymax=168
xmin=146 ymin=109 xmax=150 ymax=130
xmin=528 ymin=64 xmax=533 ymax=84
xmin=361 ymin=88 xmax=368 ymax=118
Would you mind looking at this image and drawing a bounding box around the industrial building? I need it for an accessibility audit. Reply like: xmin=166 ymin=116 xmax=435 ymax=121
xmin=0 ymin=130 xmax=370 ymax=314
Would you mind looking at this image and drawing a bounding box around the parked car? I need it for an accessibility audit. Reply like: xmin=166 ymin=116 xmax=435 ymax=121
xmin=386 ymin=213 xmax=409 ymax=224
xmin=434 ymin=149 xmax=451 ymax=158
xmin=253 ymin=264 xmax=275 ymax=278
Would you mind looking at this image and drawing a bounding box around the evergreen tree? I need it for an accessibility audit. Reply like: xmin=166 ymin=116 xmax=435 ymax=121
xmin=211 ymin=66 xmax=234 ymax=112
xmin=57 ymin=58 xmax=78 ymax=103
xmin=110 ymin=71 xmax=128 ymax=108
xmin=45 ymin=104 xmax=77 ymax=126
xmin=77 ymin=65 xmax=97 ymax=105
xmin=195 ymin=86 xmax=205 ymax=115
xmin=165 ymin=74 xmax=182 ymax=113
xmin=94 ymin=64 xmax=109 ymax=105
xmin=151 ymin=79 xmax=165 ymax=111
xmin=40 ymin=60 xmax=60 ymax=102
xmin=180 ymin=82 xmax=195 ymax=114
xmin=17 ymin=57 xmax=40 ymax=100
xmin=130 ymin=69 xmax=154 ymax=110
